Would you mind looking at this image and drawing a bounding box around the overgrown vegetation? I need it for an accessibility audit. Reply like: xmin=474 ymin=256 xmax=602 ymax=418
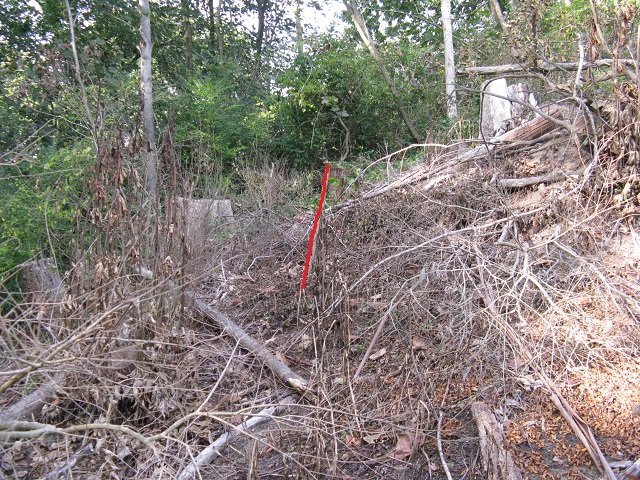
xmin=1 ymin=0 xmax=640 ymax=478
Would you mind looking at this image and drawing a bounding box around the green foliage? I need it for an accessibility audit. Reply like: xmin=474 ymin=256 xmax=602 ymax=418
xmin=0 ymin=143 xmax=92 ymax=277
xmin=269 ymin=37 xmax=449 ymax=168
xmin=165 ymin=64 xmax=273 ymax=170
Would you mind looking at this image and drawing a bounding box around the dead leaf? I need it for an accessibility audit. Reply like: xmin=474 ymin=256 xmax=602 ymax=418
xmin=411 ymin=336 xmax=428 ymax=351
xmin=393 ymin=433 xmax=413 ymax=460
xmin=576 ymin=295 xmax=592 ymax=305
xmin=369 ymin=348 xmax=387 ymax=361
xmin=362 ymin=432 xmax=385 ymax=444
xmin=300 ymin=334 xmax=313 ymax=350
xmin=275 ymin=351 xmax=289 ymax=366
xmin=345 ymin=435 xmax=361 ymax=447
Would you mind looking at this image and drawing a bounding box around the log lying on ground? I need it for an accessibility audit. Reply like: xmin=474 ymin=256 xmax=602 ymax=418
xmin=176 ymin=395 xmax=295 ymax=480
xmin=497 ymin=169 xmax=584 ymax=189
xmin=0 ymin=375 xmax=65 ymax=423
xmin=471 ymin=402 xmax=522 ymax=480
xmin=134 ymin=268 xmax=312 ymax=397
xmin=458 ymin=58 xmax=636 ymax=75
xmin=190 ymin=295 xmax=310 ymax=396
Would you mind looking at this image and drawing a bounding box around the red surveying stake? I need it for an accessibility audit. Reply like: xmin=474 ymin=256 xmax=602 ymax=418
xmin=301 ymin=162 xmax=331 ymax=290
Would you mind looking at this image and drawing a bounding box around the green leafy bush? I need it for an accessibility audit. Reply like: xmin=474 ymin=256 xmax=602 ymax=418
xmin=0 ymin=142 xmax=92 ymax=277
xmin=269 ymin=37 xmax=452 ymax=168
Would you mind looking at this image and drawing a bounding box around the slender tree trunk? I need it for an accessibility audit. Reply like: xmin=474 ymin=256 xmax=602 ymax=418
xmin=295 ymin=0 xmax=304 ymax=57
xmin=64 ymin=0 xmax=97 ymax=152
xmin=253 ymin=0 xmax=267 ymax=78
xmin=181 ymin=0 xmax=193 ymax=71
xmin=216 ymin=0 xmax=224 ymax=57
xmin=488 ymin=0 xmax=510 ymax=37
xmin=441 ymin=0 xmax=458 ymax=119
xmin=342 ymin=0 xmax=421 ymax=142
xmin=139 ymin=0 xmax=158 ymax=197
xmin=208 ymin=0 xmax=216 ymax=55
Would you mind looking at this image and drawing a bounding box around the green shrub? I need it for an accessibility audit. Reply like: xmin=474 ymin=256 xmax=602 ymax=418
xmin=0 ymin=142 xmax=92 ymax=278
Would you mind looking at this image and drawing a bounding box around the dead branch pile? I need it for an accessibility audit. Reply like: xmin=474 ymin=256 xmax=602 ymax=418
xmin=2 ymin=87 xmax=640 ymax=480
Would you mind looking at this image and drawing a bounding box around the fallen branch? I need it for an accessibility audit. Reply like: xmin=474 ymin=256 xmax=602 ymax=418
xmin=330 ymin=105 xmax=571 ymax=214
xmin=132 ymin=267 xmax=312 ymax=398
xmin=437 ymin=411 xmax=454 ymax=480
xmin=176 ymin=395 xmax=295 ymax=480
xmin=0 ymin=374 xmax=65 ymax=424
xmin=621 ymin=458 xmax=640 ymax=480
xmin=190 ymin=296 xmax=311 ymax=396
xmin=44 ymin=441 xmax=96 ymax=480
xmin=497 ymin=169 xmax=584 ymax=189
xmin=471 ymin=402 xmax=522 ymax=480
xmin=0 ymin=420 xmax=151 ymax=444
xmin=353 ymin=289 xmax=410 ymax=382
xmin=458 ymin=58 xmax=637 ymax=75
xmin=353 ymin=271 xmax=427 ymax=381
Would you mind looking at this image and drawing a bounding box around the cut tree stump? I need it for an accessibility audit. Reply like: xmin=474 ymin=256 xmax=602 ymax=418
xmin=482 ymin=78 xmax=512 ymax=138
xmin=20 ymin=258 xmax=65 ymax=323
xmin=170 ymin=197 xmax=234 ymax=261
xmin=471 ymin=401 xmax=522 ymax=480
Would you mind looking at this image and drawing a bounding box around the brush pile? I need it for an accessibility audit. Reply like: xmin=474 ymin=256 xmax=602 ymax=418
xmin=1 ymin=96 xmax=640 ymax=479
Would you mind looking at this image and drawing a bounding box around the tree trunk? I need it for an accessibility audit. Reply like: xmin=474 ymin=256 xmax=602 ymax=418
xmin=208 ymin=0 xmax=224 ymax=58
xmin=216 ymin=0 xmax=224 ymax=57
xmin=139 ymin=0 xmax=158 ymax=197
xmin=181 ymin=0 xmax=193 ymax=71
xmin=64 ymin=0 xmax=97 ymax=152
xmin=208 ymin=0 xmax=215 ymax=53
xmin=253 ymin=0 xmax=267 ymax=78
xmin=488 ymin=0 xmax=510 ymax=37
xmin=441 ymin=0 xmax=457 ymax=119
xmin=295 ymin=0 xmax=303 ymax=57
xmin=342 ymin=0 xmax=422 ymax=142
